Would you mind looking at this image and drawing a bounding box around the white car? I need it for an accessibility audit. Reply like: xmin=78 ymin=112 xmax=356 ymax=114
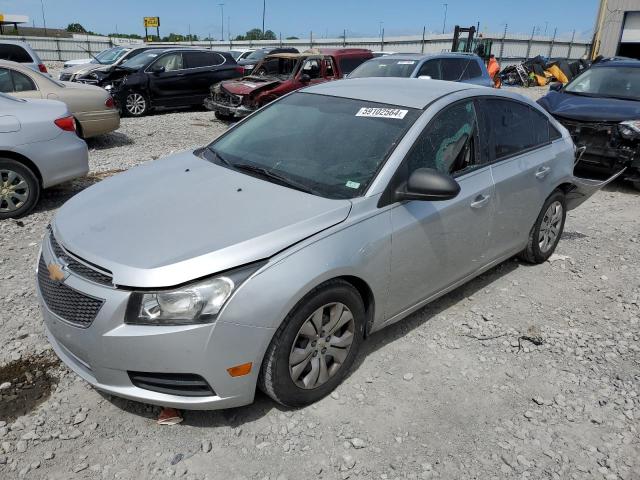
xmin=0 ymin=40 xmax=48 ymax=74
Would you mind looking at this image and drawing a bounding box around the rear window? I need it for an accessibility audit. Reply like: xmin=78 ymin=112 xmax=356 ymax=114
xmin=440 ymin=59 xmax=468 ymax=81
xmin=339 ymin=56 xmax=370 ymax=76
xmin=349 ymin=58 xmax=417 ymax=78
xmin=0 ymin=44 xmax=33 ymax=63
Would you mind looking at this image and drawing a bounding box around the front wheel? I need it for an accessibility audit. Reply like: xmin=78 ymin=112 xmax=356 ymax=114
xmin=215 ymin=111 xmax=235 ymax=121
xmin=518 ymin=190 xmax=567 ymax=264
xmin=259 ymin=280 xmax=365 ymax=407
xmin=0 ymin=159 xmax=40 ymax=220
xmin=124 ymin=92 xmax=149 ymax=117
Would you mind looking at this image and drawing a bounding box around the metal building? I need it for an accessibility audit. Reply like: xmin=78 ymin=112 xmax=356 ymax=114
xmin=593 ymin=0 xmax=640 ymax=58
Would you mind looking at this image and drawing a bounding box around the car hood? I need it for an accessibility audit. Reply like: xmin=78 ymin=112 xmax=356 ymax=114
xmin=52 ymin=151 xmax=352 ymax=288
xmin=221 ymin=78 xmax=282 ymax=95
xmin=538 ymin=91 xmax=640 ymax=122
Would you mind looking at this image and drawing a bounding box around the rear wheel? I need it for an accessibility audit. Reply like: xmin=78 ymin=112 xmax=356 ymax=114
xmin=259 ymin=280 xmax=365 ymax=407
xmin=518 ymin=190 xmax=566 ymax=264
xmin=124 ymin=92 xmax=149 ymax=117
xmin=0 ymin=159 xmax=40 ymax=220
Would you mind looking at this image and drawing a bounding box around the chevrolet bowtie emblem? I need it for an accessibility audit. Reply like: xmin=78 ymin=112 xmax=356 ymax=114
xmin=47 ymin=263 xmax=66 ymax=283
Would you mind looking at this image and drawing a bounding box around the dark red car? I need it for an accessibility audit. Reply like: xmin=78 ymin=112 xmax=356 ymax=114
xmin=205 ymin=48 xmax=373 ymax=120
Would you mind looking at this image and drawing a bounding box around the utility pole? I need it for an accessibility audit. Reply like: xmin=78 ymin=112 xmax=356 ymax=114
xmin=442 ymin=3 xmax=448 ymax=34
xmin=218 ymin=4 xmax=224 ymax=41
xmin=262 ymin=0 xmax=266 ymax=36
xmin=40 ymin=0 xmax=48 ymax=36
xmin=544 ymin=21 xmax=549 ymax=36
xmin=378 ymin=21 xmax=383 ymax=38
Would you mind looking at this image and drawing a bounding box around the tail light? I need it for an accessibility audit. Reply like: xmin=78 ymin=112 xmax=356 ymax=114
xmin=54 ymin=116 xmax=76 ymax=132
xmin=105 ymin=96 xmax=115 ymax=109
xmin=38 ymin=63 xmax=48 ymax=73
xmin=235 ymin=66 xmax=244 ymax=74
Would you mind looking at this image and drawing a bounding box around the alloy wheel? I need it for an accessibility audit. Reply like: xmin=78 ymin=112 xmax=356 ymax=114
xmin=126 ymin=93 xmax=146 ymax=115
xmin=0 ymin=169 xmax=29 ymax=213
xmin=289 ymin=302 xmax=355 ymax=389
xmin=538 ymin=200 xmax=563 ymax=253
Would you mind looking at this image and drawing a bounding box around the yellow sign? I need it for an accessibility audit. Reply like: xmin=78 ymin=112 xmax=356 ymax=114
xmin=144 ymin=17 xmax=160 ymax=28
xmin=0 ymin=15 xmax=4 ymax=22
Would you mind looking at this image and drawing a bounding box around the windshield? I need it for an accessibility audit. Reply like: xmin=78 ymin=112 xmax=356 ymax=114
xmin=92 ymin=47 xmax=128 ymax=65
xmin=565 ymin=66 xmax=640 ymax=101
xmin=208 ymin=92 xmax=420 ymax=199
xmin=245 ymin=50 xmax=267 ymax=61
xmin=120 ymin=50 xmax=167 ymax=70
xmin=349 ymin=58 xmax=418 ymax=78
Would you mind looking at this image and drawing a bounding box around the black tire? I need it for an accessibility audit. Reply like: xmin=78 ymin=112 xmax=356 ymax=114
xmin=518 ymin=190 xmax=567 ymax=264
xmin=259 ymin=280 xmax=365 ymax=407
xmin=0 ymin=158 xmax=40 ymax=220
xmin=123 ymin=91 xmax=149 ymax=117
xmin=215 ymin=111 xmax=235 ymax=121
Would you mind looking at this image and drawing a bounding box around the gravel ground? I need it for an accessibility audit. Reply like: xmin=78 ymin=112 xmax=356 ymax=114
xmin=0 ymin=85 xmax=639 ymax=480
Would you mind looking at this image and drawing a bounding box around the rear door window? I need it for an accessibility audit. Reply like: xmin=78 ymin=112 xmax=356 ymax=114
xmin=0 ymin=44 xmax=33 ymax=63
xmin=484 ymin=99 xmax=540 ymax=159
xmin=0 ymin=68 xmax=13 ymax=92
xmin=440 ymin=58 xmax=467 ymax=81
xmin=11 ymin=71 xmax=36 ymax=92
xmin=531 ymin=108 xmax=551 ymax=146
xmin=184 ymin=51 xmax=225 ymax=68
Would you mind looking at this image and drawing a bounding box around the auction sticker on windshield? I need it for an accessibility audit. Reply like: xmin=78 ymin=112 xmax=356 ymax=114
xmin=356 ymin=107 xmax=408 ymax=119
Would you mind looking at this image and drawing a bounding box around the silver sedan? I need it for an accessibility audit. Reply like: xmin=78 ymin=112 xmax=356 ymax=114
xmin=1 ymin=93 xmax=88 ymax=219
xmin=37 ymin=78 xmax=612 ymax=409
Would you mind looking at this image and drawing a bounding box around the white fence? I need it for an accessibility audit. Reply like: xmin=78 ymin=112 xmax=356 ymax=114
xmin=11 ymin=31 xmax=591 ymax=66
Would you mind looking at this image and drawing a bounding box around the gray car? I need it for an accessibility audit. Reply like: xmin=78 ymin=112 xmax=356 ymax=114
xmin=37 ymin=78 xmax=612 ymax=410
xmin=0 ymin=93 xmax=88 ymax=219
xmin=0 ymin=40 xmax=48 ymax=74
xmin=349 ymin=52 xmax=494 ymax=88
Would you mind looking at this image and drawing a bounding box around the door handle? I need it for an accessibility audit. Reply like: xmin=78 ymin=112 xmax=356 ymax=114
xmin=470 ymin=194 xmax=491 ymax=209
xmin=535 ymin=166 xmax=551 ymax=179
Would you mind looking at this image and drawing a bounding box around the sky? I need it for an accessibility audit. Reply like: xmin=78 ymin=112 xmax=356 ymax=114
xmin=5 ymin=0 xmax=600 ymax=41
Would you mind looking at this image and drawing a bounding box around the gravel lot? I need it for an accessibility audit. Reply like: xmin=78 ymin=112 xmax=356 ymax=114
xmin=0 ymin=82 xmax=639 ymax=480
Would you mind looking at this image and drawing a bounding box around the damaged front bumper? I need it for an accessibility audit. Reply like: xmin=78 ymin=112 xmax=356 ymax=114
xmin=204 ymin=97 xmax=255 ymax=118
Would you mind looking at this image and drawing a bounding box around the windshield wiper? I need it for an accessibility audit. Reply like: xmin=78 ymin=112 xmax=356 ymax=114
xmin=232 ymin=163 xmax=315 ymax=194
xmin=563 ymin=90 xmax=597 ymax=97
xmin=208 ymin=148 xmax=233 ymax=167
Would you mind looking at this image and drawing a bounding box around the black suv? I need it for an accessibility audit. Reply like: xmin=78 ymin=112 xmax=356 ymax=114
xmin=237 ymin=47 xmax=299 ymax=75
xmin=78 ymin=48 xmax=244 ymax=116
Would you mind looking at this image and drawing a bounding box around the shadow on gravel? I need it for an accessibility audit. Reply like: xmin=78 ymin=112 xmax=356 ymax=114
xmin=85 ymin=132 xmax=133 ymax=150
xmin=353 ymin=259 xmax=520 ymax=371
xmin=33 ymin=169 xmax=126 ymax=215
xmin=98 ymin=259 xmax=521 ymax=427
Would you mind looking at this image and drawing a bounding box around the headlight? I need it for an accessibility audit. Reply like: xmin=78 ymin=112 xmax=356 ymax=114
xmin=104 ymin=84 xmax=112 ymax=90
xmin=125 ymin=262 xmax=265 ymax=325
xmin=619 ymin=120 xmax=640 ymax=139
xmin=245 ymin=64 xmax=255 ymax=70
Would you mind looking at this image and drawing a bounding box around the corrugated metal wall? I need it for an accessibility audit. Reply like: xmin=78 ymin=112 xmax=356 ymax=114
xmin=11 ymin=32 xmax=591 ymax=66
xmin=596 ymin=0 xmax=640 ymax=56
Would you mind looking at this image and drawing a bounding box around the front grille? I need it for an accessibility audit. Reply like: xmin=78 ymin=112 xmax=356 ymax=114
xmin=128 ymin=371 xmax=215 ymax=397
xmin=49 ymin=230 xmax=113 ymax=286
xmin=37 ymin=256 xmax=104 ymax=328
xmin=214 ymin=88 xmax=242 ymax=107
xmin=557 ymin=119 xmax=615 ymax=150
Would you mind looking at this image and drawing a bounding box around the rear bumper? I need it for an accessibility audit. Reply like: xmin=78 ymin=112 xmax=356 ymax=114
xmin=204 ymin=97 xmax=255 ymax=118
xmin=14 ymin=132 xmax=88 ymax=189
xmin=75 ymin=109 xmax=120 ymax=138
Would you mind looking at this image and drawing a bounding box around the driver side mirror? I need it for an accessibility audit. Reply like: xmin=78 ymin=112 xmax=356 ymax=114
xmin=151 ymin=65 xmax=165 ymax=74
xmin=299 ymin=73 xmax=311 ymax=83
xmin=395 ymin=168 xmax=460 ymax=202
xmin=549 ymin=82 xmax=562 ymax=92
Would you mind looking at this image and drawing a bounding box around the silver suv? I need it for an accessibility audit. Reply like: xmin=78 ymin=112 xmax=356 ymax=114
xmin=0 ymin=40 xmax=47 ymax=74
xmin=37 ymin=78 xmax=613 ymax=410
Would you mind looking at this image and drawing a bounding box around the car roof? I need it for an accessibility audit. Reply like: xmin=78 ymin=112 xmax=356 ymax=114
xmin=592 ymin=57 xmax=640 ymax=68
xmin=304 ymin=77 xmax=481 ymax=109
xmin=380 ymin=52 xmax=481 ymax=61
